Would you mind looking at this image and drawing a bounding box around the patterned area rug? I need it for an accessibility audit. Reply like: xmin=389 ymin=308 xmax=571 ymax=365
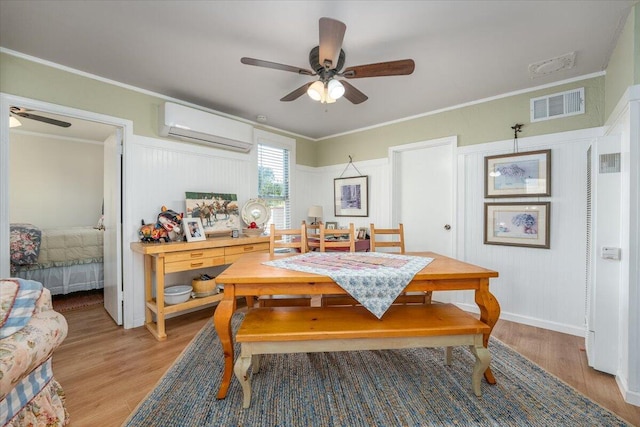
xmin=124 ymin=313 xmax=632 ymax=427
xmin=52 ymin=289 xmax=103 ymax=312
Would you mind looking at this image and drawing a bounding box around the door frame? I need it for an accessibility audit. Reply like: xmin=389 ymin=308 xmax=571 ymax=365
xmin=388 ymin=135 xmax=458 ymax=257
xmin=0 ymin=93 xmax=134 ymax=327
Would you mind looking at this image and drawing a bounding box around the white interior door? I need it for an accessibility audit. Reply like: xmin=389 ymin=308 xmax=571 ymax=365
xmin=103 ymin=130 xmax=123 ymax=324
xmin=391 ymin=137 xmax=455 ymax=256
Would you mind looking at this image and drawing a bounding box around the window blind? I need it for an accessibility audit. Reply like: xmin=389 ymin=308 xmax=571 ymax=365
xmin=257 ymin=144 xmax=290 ymax=229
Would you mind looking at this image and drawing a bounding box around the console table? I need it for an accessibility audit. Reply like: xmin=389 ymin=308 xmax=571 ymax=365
xmin=130 ymin=235 xmax=269 ymax=340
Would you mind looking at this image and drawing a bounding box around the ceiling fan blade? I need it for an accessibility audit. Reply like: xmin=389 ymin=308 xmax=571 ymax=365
xmin=280 ymin=82 xmax=314 ymax=102
xmin=340 ymin=80 xmax=368 ymax=104
xmin=342 ymin=59 xmax=415 ymax=78
xmin=10 ymin=107 xmax=71 ymax=127
xmin=241 ymin=57 xmax=315 ymax=76
xmin=319 ymin=17 xmax=346 ymax=69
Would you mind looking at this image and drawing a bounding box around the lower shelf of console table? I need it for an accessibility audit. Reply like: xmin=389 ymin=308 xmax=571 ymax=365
xmin=131 ymin=235 xmax=269 ymax=340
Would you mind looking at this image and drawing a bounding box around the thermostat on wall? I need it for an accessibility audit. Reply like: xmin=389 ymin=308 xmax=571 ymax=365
xmin=601 ymin=247 xmax=621 ymax=260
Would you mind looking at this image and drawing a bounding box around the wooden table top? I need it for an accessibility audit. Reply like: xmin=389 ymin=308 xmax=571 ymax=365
xmin=215 ymin=251 xmax=498 ymax=285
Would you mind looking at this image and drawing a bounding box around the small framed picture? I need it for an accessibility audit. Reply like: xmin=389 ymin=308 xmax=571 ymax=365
xmin=484 ymin=149 xmax=551 ymax=198
xmin=183 ymin=217 xmax=206 ymax=242
xmin=484 ymin=202 xmax=550 ymax=249
xmin=357 ymin=228 xmax=367 ymax=240
xmin=334 ymin=176 xmax=369 ymax=217
xmin=325 ymin=221 xmax=338 ymax=230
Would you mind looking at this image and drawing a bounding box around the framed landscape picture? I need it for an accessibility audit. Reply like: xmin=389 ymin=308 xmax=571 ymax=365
xmin=334 ymin=176 xmax=368 ymax=217
xmin=185 ymin=192 xmax=241 ymax=235
xmin=484 ymin=202 xmax=550 ymax=249
xmin=484 ymin=149 xmax=551 ymax=198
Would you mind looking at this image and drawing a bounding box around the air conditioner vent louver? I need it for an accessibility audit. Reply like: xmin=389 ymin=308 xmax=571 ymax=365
xmin=530 ymin=87 xmax=584 ymax=122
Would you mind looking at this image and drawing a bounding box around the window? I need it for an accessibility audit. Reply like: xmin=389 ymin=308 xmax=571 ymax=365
xmin=257 ymin=143 xmax=290 ymax=229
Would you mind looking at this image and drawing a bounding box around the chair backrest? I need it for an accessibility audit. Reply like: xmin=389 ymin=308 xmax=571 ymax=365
xmin=369 ymin=223 xmax=405 ymax=253
xmin=269 ymin=223 xmax=307 ymax=255
xmin=319 ymin=223 xmax=355 ymax=252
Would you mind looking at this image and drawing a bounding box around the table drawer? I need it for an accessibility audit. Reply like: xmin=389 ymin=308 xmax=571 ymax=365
xmin=224 ymin=242 xmax=269 ymax=264
xmin=164 ymin=248 xmax=224 ymax=263
xmin=224 ymin=242 xmax=269 ymax=256
xmin=165 ymin=256 xmax=225 ymax=273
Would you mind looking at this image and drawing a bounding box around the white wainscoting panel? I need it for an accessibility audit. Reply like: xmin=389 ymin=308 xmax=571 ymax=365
xmin=453 ymin=129 xmax=601 ymax=336
xmin=127 ymin=136 xmax=252 ymax=327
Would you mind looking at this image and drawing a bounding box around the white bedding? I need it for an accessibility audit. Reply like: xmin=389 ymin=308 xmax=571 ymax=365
xmin=12 ymin=226 xmax=104 ymax=295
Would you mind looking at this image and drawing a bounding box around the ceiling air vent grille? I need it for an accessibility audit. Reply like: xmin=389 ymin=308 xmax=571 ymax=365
xmin=530 ymin=87 xmax=584 ymax=122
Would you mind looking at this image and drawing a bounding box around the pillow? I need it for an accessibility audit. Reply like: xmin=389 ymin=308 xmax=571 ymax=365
xmin=9 ymin=223 xmax=42 ymax=265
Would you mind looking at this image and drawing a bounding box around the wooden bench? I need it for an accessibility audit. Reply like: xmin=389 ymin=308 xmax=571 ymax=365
xmin=234 ymin=303 xmax=492 ymax=408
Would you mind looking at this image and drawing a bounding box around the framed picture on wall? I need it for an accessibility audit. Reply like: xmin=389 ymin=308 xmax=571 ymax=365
xmin=334 ymin=176 xmax=369 ymax=217
xmin=484 ymin=149 xmax=551 ymax=197
xmin=183 ymin=217 xmax=206 ymax=242
xmin=484 ymin=202 xmax=550 ymax=249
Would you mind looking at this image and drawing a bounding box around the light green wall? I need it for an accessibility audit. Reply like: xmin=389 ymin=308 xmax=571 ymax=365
xmin=0 ymin=52 xmax=318 ymax=166
xmin=605 ymin=3 xmax=636 ymax=118
xmin=316 ymin=77 xmax=604 ymax=166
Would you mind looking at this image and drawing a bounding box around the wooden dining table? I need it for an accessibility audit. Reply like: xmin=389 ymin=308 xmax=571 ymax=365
xmin=212 ymin=251 xmax=500 ymax=399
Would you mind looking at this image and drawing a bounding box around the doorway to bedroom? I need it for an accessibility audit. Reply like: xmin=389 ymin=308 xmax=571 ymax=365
xmin=2 ymin=96 xmax=125 ymax=325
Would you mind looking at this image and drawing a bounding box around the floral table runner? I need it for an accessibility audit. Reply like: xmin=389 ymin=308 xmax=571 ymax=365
xmin=263 ymin=252 xmax=433 ymax=318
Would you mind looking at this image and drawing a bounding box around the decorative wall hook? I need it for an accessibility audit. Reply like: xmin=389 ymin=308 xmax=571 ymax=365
xmin=511 ymin=123 xmax=524 ymax=152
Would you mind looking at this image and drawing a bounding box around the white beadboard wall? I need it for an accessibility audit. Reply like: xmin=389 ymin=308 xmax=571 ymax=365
xmin=125 ymin=128 xmax=601 ymax=336
xmin=297 ymin=158 xmax=391 ymax=230
xmin=452 ymin=128 xmax=601 ymax=336
xmin=127 ymin=135 xmax=254 ymax=326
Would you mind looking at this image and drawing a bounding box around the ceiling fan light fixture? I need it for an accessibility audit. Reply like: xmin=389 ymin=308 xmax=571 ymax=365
xmin=9 ymin=116 xmax=22 ymax=128
xmin=327 ymin=79 xmax=345 ymax=99
xmin=307 ymin=81 xmax=324 ymax=101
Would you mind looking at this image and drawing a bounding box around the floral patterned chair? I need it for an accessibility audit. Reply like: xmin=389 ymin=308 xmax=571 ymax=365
xmin=1 ymin=278 xmax=69 ymax=426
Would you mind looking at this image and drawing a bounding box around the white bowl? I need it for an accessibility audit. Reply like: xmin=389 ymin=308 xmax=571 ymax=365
xmin=164 ymin=285 xmax=193 ymax=305
xmin=243 ymin=227 xmax=263 ymax=237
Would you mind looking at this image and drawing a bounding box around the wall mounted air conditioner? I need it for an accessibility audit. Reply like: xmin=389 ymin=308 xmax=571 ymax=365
xmin=159 ymin=102 xmax=254 ymax=152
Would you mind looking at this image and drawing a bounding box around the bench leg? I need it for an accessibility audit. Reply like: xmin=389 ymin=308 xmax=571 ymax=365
xmin=234 ymin=347 xmax=253 ymax=409
xmin=253 ymin=354 xmax=261 ymax=374
xmin=444 ymin=347 xmax=453 ymax=366
xmin=470 ymin=342 xmax=491 ymax=397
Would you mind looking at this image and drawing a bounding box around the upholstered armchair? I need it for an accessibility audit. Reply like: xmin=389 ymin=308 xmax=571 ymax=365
xmin=0 ymin=278 xmax=69 ymax=426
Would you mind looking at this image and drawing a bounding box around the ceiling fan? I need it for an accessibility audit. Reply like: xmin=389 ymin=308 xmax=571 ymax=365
xmin=241 ymin=17 xmax=415 ymax=104
xmin=10 ymin=106 xmax=72 ymax=127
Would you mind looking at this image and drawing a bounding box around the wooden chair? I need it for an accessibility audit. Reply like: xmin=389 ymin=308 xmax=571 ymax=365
xmin=319 ymin=223 xmax=356 ymax=252
xmin=370 ymin=223 xmax=405 ymax=253
xmin=258 ymin=224 xmax=311 ymax=307
xmin=318 ymin=223 xmax=356 ymax=306
xmin=269 ymin=223 xmax=307 ymax=255
xmin=301 ymin=220 xmax=321 ymax=252
xmin=322 ymin=223 xmax=431 ymax=306
xmin=370 ymin=223 xmax=431 ymax=304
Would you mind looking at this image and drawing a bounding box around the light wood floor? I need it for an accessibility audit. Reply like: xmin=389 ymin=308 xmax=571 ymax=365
xmin=52 ymin=305 xmax=640 ymax=427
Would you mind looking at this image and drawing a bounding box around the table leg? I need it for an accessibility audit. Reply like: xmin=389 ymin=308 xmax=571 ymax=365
xmin=475 ymin=278 xmax=501 ymax=384
xmin=214 ymin=289 xmax=237 ymax=399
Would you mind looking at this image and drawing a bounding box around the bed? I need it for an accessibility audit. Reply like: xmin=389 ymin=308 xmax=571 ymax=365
xmin=10 ymin=223 xmax=104 ymax=295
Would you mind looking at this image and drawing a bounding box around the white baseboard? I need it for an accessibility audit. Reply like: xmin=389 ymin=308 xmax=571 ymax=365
xmin=454 ymin=302 xmax=586 ymax=338
xmin=616 ymin=375 xmax=640 ymax=407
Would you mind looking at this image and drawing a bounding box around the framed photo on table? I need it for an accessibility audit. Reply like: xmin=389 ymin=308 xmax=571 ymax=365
xmin=484 ymin=149 xmax=551 ymax=197
xmin=334 ymin=176 xmax=368 ymax=217
xmin=184 ymin=217 xmax=206 ymax=242
xmin=484 ymin=202 xmax=550 ymax=249
xmin=325 ymin=221 xmax=338 ymax=229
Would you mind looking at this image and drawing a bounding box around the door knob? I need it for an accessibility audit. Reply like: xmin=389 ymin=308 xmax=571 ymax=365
xmin=444 ymin=224 xmax=451 ymax=230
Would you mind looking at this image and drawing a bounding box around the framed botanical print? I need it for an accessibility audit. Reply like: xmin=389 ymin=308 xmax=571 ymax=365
xmin=484 ymin=202 xmax=550 ymax=249
xmin=485 ymin=149 xmax=551 ymax=197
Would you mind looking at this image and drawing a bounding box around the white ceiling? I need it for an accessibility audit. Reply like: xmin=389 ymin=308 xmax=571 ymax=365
xmin=0 ymin=1 xmax=636 ymax=140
